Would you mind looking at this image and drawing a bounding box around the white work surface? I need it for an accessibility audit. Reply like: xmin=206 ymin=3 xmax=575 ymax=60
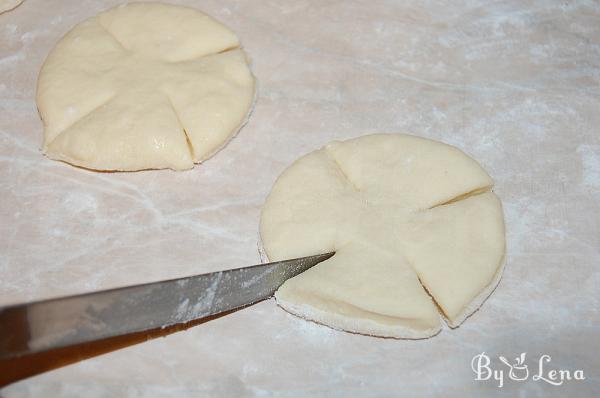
xmin=1 ymin=0 xmax=599 ymax=396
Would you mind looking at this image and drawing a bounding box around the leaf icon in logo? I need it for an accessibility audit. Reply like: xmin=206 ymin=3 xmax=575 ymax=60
xmin=500 ymin=353 xmax=529 ymax=381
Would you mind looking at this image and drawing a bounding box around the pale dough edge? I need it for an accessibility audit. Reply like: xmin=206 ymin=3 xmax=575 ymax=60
xmin=194 ymin=69 xmax=258 ymax=165
xmin=275 ymin=293 xmax=442 ymax=339
xmin=40 ymin=51 xmax=257 ymax=171
xmin=258 ymin=237 xmax=442 ymax=339
xmin=258 ymin=234 xmax=506 ymax=336
xmin=444 ymin=252 xmax=506 ymax=328
xmin=40 ymin=61 xmax=257 ymax=171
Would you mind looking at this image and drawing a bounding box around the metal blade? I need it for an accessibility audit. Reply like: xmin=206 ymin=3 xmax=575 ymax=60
xmin=0 ymin=252 xmax=334 ymax=359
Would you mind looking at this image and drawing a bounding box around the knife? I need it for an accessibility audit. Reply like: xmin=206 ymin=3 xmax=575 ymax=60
xmin=0 ymin=252 xmax=334 ymax=361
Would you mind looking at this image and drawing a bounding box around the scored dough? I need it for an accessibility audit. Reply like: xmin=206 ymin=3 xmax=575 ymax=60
xmin=260 ymin=134 xmax=506 ymax=338
xmin=37 ymin=2 xmax=256 ymax=171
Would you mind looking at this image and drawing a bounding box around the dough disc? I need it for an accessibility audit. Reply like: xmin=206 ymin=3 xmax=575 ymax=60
xmin=260 ymin=134 xmax=506 ymax=338
xmin=37 ymin=3 xmax=256 ymax=171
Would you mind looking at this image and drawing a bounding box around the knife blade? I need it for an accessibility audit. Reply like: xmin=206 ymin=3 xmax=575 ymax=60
xmin=0 ymin=252 xmax=334 ymax=360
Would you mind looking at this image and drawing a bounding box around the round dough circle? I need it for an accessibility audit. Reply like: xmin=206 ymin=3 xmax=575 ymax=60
xmin=37 ymin=2 xmax=256 ymax=171
xmin=260 ymin=134 xmax=506 ymax=338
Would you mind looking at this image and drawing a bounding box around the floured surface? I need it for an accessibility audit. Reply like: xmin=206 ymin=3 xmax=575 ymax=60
xmin=260 ymin=134 xmax=505 ymax=337
xmin=1 ymin=1 xmax=599 ymax=397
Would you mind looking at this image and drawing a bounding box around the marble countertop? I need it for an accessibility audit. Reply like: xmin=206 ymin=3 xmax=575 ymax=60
xmin=1 ymin=0 xmax=599 ymax=396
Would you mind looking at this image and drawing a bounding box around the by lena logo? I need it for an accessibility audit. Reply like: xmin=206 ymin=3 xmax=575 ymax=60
xmin=471 ymin=352 xmax=585 ymax=388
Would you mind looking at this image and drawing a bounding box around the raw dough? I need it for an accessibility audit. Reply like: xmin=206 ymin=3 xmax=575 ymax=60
xmin=0 ymin=0 xmax=23 ymax=14
xmin=37 ymin=2 xmax=256 ymax=171
xmin=260 ymin=134 xmax=506 ymax=338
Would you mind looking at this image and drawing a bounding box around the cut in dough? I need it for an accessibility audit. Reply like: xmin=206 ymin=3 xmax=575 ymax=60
xmin=37 ymin=2 xmax=256 ymax=171
xmin=0 ymin=0 xmax=24 ymax=14
xmin=260 ymin=134 xmax=506 ymax=338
